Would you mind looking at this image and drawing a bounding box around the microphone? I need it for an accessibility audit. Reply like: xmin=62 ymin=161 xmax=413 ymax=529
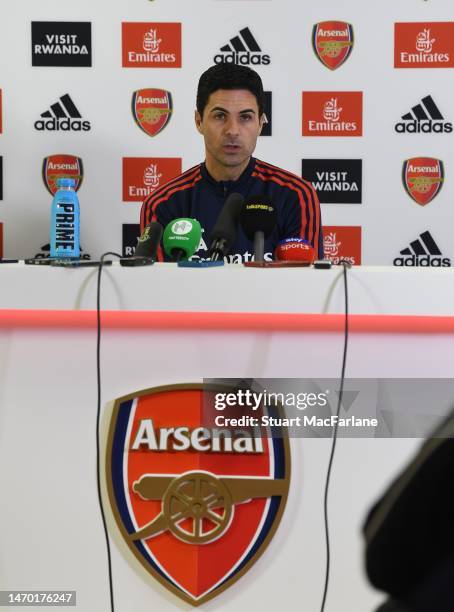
xmin=209 ymin=192 xmax=245 ymax=261
xmin=275 ymin=238 xmax=315 ymax=266
xmin=163 ymin=218 xmax=202 ymax=261
xmin=135 ymin=222 xmax=163 ymax=258
xmin=239 ymin=196 xmax=277 ymax=262
xmin=119 ymin=222 xmax=162 ymax=267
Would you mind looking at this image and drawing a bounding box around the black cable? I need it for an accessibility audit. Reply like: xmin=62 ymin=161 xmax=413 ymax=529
xmin=320 ymin=261 xmax=350 ymax=612
xmin=96 ymin=252 xmax=121 ymax=612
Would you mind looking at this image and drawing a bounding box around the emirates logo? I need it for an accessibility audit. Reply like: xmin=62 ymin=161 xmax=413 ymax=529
xmin=416 ymin=28 xmax=435 ymax=53
xmin=143 ymin=28 xmax=161 ymax=53
xmin=323 ymin=98 xmax=342 ymax=122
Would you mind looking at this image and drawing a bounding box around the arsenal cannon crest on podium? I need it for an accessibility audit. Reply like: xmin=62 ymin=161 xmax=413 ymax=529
xmin=104 ymin=383 xmax=290 ymax=606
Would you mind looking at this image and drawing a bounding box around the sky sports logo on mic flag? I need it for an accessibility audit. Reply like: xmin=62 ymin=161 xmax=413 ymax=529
xmin=323 ymin=226 xmax=361 ymax=265
xmin=275 ymin=238 xmax=315 ymax=264
xmin=103 ymin=383 xmax=290 ymax=606
xmin=394 ymin=22 xmax=454 ymax=68
xmin=122 ymin=23 xmax=182 ymax=67
xmin=31 ymin=22 xmax=92 ymax=67
xmin=122 ymin=157 xmax=181 ymax=201
xmin=301 ymin=159 xmax=362 ymax=203
xmin=302 ymin=92 xmax=363 ymax=136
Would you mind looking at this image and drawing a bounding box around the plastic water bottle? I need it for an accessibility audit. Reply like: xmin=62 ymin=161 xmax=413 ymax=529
xmin=50 ymin=177 xmax=80 ymax=259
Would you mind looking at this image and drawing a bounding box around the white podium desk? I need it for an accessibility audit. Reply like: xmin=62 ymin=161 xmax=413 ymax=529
xmin=0 ymin=263 xmax=452 ymax=612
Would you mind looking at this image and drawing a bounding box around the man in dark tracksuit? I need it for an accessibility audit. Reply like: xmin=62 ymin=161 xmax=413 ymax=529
xmin=140 ymin=64 xmax=322 ymax=262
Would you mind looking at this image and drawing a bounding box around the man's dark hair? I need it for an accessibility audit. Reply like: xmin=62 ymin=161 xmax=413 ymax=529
xmin=196 ymin=64 xmax=265 ymax=118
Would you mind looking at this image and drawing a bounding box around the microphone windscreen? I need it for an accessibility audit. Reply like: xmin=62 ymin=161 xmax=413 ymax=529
xmin=275 ymin=238 xmax=315 ymax=264
xmin=135 ymin=222 xmax=163 ymax=258
xmin=163 ymin=218 xmax=202 ymax=260
xmin=210 ymin=192 xmax=245 ymax=246
xmin=239 ymin=196 xmax=277 ymax=240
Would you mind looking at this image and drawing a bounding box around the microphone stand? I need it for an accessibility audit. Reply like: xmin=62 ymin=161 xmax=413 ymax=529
xmin=253 ymin=231 xmax=265 ymax=263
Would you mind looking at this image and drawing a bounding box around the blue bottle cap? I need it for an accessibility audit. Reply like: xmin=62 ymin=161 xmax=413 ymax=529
xmin=56 ymin=177 xmax=76 ymax=188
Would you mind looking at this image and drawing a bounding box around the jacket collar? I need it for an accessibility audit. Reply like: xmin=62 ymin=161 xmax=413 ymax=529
xmin=201 ymin=157 xmax=256 ymax=194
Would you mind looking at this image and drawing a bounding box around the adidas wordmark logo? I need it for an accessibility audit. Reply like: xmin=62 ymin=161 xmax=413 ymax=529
xmin=395 ymin=95 xmax=452 ymax=134
xmin=393 ymin=230 xmax=451 ymax=266
xmin=214 ymin=27 xmax=270 ymax=65
xmin=34 ymin=94 xmax=91 ymax=131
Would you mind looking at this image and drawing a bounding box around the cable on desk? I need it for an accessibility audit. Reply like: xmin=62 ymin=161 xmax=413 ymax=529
xmin=320 ymin=261 xmax=351 ymax=612
xmin=96 ymin=252 xmax=121 ymax=612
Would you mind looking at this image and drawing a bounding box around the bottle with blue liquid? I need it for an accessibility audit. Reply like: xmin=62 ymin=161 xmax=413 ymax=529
xmin=50 ymin=177 xmax=80 ymax=259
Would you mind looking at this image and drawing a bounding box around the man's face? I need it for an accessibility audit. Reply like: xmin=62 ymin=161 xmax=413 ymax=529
xmin=195 ymin=89 xmax=264 ymax=180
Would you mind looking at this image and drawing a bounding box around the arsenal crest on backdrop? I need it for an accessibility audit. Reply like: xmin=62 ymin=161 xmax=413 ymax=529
xmin=402 ymin=157 xmax=444 ymax=205
xmin=312 ymin=21 xmax=354 ymax=70
xmin=132 ymin=89 xmax=173 ymax=137
xmin=42 ymin=155 xmax=83 ymax=195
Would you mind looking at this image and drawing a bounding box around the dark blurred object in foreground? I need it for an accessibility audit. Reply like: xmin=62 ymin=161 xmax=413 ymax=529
xmin=364 ymin=410 xmax=454 ymax=612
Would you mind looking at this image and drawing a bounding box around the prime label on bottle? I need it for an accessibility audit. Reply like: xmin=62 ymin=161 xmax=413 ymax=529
xmin=55 ymin=203 xmax=75 ymax=251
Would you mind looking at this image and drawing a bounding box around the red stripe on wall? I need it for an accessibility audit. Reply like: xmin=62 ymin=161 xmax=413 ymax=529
xmin=1 ymin=309 xmax=453 ymax=333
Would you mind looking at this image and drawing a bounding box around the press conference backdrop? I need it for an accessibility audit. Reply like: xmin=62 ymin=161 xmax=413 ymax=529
xmin=0 ymin=0 xmax=453 ymax=265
